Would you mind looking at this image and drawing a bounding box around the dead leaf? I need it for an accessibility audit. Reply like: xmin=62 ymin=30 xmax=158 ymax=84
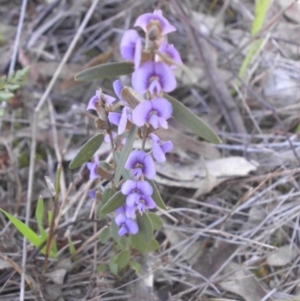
xmin=155 ymin=157 xmax=258 ymax=196
xmin=45 ymin=268 xmax=67 ymax=285
xmin=267 ymin=245 xmax=298 ymax=267
xmin=220 ymin=262 xmax=274 ymax=301
xmin=277 ymin=0 xmax=300 ymax=24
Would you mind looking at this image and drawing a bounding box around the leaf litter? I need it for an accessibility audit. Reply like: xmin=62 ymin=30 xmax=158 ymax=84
xmin=1 ymin=0 xmax=300 ymax=300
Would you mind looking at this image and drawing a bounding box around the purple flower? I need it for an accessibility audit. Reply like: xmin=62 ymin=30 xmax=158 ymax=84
xmin=86 ymin=90 xmax=116 ymax=111
xmin=108 ymin=107 xmax=132 ymax=135
xmin=132 ymin=98 xmax=172 ymax=129
xmin=115 ymin=214 xmax=138 ymax=236
xmin=125 ymin=150 xmax=156 ymax=179
xmin=88 ymin=190 xmax=96 ymax=199
xmin=104 ymin=132 xmax=126 ymax=145
xmin=86 ymin=161 xmax=99 ymax=180
xmin=134 ymin=9 xmax=176 ymax=35
xmin=158 ymin=41 xmax=182 ymax=69
xmin=150 ymin=134 xmax=173 ymax=162
xmin=132 ymin=61 xmax=176 ymax=95
xmin=120 ymin=29 xmax=142 ymax=69
xmin=131 ymin=195 xmax=156 ymax=216
xmin=121 ymin=180 xmax=153 ymax=206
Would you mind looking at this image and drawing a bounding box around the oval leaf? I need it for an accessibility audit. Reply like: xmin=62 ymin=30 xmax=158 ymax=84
xmin=129 ymin=260 xmax=141 ymax=275
xmin=100 ymin=191 xmax=125 ymax=214
xmin=147 ymin=180 xmax=167 ymax=210
xmin=69 ymin=133 xmax=104 ymax=169
xmin=115 ymin=249 xmax=130 ymax=269
xmin=136 ymin=212 xmax=153 ymax=244
xmin=147 ymin=213 xmax=163 ymax=230
xmin=131 ymin=233 xmax=148 ymax=254
xmin=164 ymin=94 xmax=221 ymax=144
xmin=147 ymin=239 xmax=159 ymax=252
xmin=75 ymin=62 xmax=134 ymax=81
xmin=114 ymin=125 xmax=138 ymax=184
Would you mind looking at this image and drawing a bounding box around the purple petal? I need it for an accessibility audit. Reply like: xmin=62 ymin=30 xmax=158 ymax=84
xmin=144 ymin=195 xmax=156 ymax=209
xmin=121 ymin=180 xmax=137 ymax=195
xmin=103 ymin=93 xmax=115 ymax=105
xmin=88 ymin=190 xmax=96 ymax=199
xmin=125 ymin=206 xmax=136 ymax=218
xmin=152 ymin=140 xmax=166 ymax=162
xmin=118 ymin=226 xmax=128 ymax=236
xmin=104 ymin=132 xmax=116 ymax=143
xmin=158 ymin=117 xmax=168 ymax=129
xmin=116 ymin=206 xmax=125 ymax=215
xmin=115 ymin=214 xmax=126 ymax=226
xmin=148 ymin=79 xmax=162 ymax=95
xmin=159 ymin=42 xmax=182 ymax=68
xmin=143 ymin=154 xmax=156 ymax=179
xmin=108 ymin=112 xmax=121 ymax=126
xmin=125 ymin=150 xmax=146 ymax=170
xmin=120 ymin=29 xmax=141 ymax=61
xmin=125 ymin=218 xmax=139 ymax=234
xmin=136 ymin=181 xmax=153 ymax=196
xmin=134 ymin=38 xmax=142 ymax=69
xmin=132 ymin=168 xmax=143 ymax=179
xmin=161 ymin=141 xmax=173 ymax=153
xmin=132 ymin=101 xmax=152 ymax=127
xmin=113 ymin=80 xmax=123 ymax=99
xmin=154 ymin=62 xmax=177 ymax=92
xmin=86 ymin=162 xmax=99 ymax=180
xmin=134 ymin=11 xmax=176 ymax=35
xmin=86 ymin=95 xmax=99 ymax=111
xmin=151 ymin=98 xmax=173 ymax=119
xmin=137 ymin=203 xmax=146 ymax=214
xmin=132 ymin=62 xmax=154 ymax=93
xmin=118 ymin=107 xmax=128 ymax=135
xmin=148 ymin=114 xmax=160 ymax=129
xmin=126 ymin=192 xmax=140 ymax=207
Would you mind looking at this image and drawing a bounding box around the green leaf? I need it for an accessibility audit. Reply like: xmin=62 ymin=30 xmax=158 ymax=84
xmin=129 ymin=260 xmax=141 ymax=275
xmin=136 ymin=213 xmax=153 ymax=244
xmin=164 ymin=94 xmax=221 ymax=144
xmin=69 ymin=133 xmax=104 ymax=169
xmin=131 ymin=232 xmax=148 ymax=254
xmin=115 ymin=151 xmax=131 ymax=181
xmin=0 ymin=91 xmax=14 ymax=101
xmin=147 ymin=213 xmax=163 ymax=231
xmin=68 ymin=237 xmax=76 ymax=257
xmin=97 ymin=263 xmax=108 ymax=273
xmin=114 ymin=125 xmax=138 ymax=184
xmin=147 ymin=180 xmax=167 ymax=210
xmin=99 ymin=227 xmax=111 ymax=244
xmin=35 ymin=197 xmax=47 ymax=240
xmin=114 ymin=249 xmax=130 ymax=269
xmin=109 ymin=256 xmax=119 ymax=275
xmin=98 ymin=188 xmax=114 ymax=219
xmin=0 ymin=208 xmax=43 ymax=251
xmin=75 ymin=62 xmax=134 ymax=81
xmin=100 ymin=191 xmax=125 ymax=214
xmin=5 ymin=84 xmax=20 ymax=91
xmin=147 ymin=239 xmax=159 ymax=252
xmin=48 ymin=211 xmax=57 ymax=256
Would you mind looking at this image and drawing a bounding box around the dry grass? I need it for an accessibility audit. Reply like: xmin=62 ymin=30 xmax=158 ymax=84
xmin=1 ymin=0 xmax=300 ymax=300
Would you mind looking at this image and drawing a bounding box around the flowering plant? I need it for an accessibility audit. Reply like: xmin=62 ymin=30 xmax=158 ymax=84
xmin=70 ymin=9 xmax=220 ymax=273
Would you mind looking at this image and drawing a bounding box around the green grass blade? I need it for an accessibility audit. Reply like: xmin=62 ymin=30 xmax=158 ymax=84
xmin=35 ymin=197 xmax=47 ymax=240
xmin=0 ymin=208 xmax=42 ymax=249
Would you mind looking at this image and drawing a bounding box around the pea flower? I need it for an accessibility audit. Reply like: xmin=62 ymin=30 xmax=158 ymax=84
xmin=108 ymin=107 xmax=132 ymax=135
xmin=86 ymin=160 xmax=99 ymax=180
xmin=132 ymin=61 xmax=176 ymax=95
xmin=121 ymin=180 xmax=153 ymax=207
xmin=125 ymin=150 xmax=156 ymax=179
xmin=150 ymin=134 xmax=173 ymax=162
xmin=158 ymin=41 xmax=182 ymax=69
xmin=132 ymin=98 xmax=172 ymax=129
xmin=120 ymin=29 xmax=142 ymax=69
xmin=134 ymin=9 xmax=176 ymax=35
xmin=86 ymin=90 xmax=115 ymax=111
xmin=115 ymin=214 xmax=139 ymax=236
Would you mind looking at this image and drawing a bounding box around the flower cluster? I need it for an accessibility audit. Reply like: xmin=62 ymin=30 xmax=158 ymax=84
xmin=86 ymin=10 xmax=181 ymax=236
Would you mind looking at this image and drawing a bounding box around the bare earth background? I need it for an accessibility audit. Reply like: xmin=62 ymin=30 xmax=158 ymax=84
xmin=1 ymin=0 xmax=300 ymax=300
